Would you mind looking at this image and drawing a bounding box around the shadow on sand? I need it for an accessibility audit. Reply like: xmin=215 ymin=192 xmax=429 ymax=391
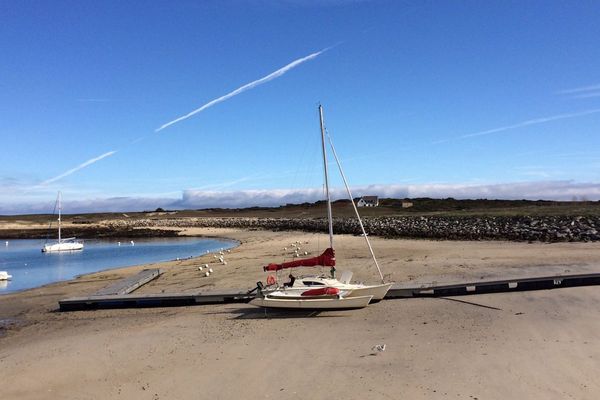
xmin=208 ymin=306 xmax=352 ymax=320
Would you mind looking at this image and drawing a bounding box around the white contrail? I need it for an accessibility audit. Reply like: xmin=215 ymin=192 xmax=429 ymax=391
xmin=572 ymin=91 xmax=600 ymax=99
xmin=558 ymin=83 xmax=600 ymax=94
xmin=35 ymin=48 xmax=331 ymax=185
xmin=40 ymin=150 xmax=117 ymax=185
xmin=432 ymin=108 xmax=600 ymax=144
xmin=156 ymin=47 xmax=330 ymax=132
xmin=460 ymin=108 xmax=600 ymax=139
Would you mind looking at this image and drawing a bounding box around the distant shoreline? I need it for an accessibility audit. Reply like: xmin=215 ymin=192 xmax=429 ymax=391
xmin=0 ymin=226 xmax=180 ymax=240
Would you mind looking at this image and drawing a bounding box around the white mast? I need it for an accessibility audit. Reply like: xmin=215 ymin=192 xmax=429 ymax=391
xmin=319 ymin=105 xmax=334 ymax=249
xmin=58 ymin=191 xmax=62 ymax=243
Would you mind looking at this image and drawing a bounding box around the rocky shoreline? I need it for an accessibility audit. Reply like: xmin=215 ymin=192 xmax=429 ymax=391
xmin=3 ymin=216 xmax=599 ymax=242
xmin=0 ymin=226 xmax=179 ymax=240
xmin=93 ymin=215 xmax=600 ymax=242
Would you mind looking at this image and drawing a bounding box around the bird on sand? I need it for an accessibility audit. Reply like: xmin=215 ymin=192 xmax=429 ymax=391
xmin=371 ymin=344 xmax=386 ymax=353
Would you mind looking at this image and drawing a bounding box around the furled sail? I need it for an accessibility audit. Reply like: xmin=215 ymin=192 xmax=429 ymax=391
xmin=263 ymin=248 xmax=335 ymax=271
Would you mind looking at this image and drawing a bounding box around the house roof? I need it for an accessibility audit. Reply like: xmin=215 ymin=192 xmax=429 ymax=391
xmin=360 ymin=196 xmax=378 ymax=202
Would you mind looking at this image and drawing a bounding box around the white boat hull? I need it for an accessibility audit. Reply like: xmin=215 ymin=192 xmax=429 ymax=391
xmin=42 ymin=192 xmax=84 ymax=253
xmin=249 ymin=294 xmax=373 ymax=310
xmin=267 ymin=279 xmax=394 ymax=302
xmin=42 ymin=242 xmax=84 ymax=252
xmin=343 ymin=282 xmax=394 ymax=301
xmin=0 ymin=271 xmax=12 ymax=280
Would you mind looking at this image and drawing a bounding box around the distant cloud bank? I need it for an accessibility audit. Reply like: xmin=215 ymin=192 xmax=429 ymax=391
xmin=2 ymin=180 xmax=600 ymax=215
xmin=176 ymin=181 xmax=600 ymax=209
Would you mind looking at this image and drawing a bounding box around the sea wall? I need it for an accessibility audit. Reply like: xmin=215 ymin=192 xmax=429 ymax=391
xmin=101 ymin=216 xmax=600 ymax=242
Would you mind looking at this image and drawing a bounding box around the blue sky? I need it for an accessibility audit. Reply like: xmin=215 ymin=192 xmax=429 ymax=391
xmin=2 ymin=0 xmax=600 ymax=214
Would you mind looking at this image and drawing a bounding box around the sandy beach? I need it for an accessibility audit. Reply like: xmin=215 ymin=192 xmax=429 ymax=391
xmin=1 ymin=227 xmax=599 ymax=399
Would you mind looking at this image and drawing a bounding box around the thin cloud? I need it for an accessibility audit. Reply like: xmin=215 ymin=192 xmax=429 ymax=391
xmin=155 ymin=47 xmax=331 ymax=132
xmin=558 ymin=83 xmax=600 ymax=94
xmin=461 ymin=108 xmax=600 ymax=139
xmin=40 ymin=150 xmax=117 ymax=185
xmin=433 ymin=108 xmax=600 ymax=144
xmin=571 ymin=91 xmax=600 ymax=99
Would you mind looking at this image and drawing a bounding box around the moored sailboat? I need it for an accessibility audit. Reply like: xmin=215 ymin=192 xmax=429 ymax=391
xmin=42 ymin=192 xmax=84 ymax=253
xmin=249 ymin=105 xmax=393 ymax=310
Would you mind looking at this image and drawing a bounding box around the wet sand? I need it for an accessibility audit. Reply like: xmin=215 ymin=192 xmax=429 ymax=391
xmin=1 ymin=227 xmax=599 ymax=399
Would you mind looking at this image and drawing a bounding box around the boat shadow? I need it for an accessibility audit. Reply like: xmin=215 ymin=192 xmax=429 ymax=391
xmin=219 ymin=306 xmax=350 ymax=320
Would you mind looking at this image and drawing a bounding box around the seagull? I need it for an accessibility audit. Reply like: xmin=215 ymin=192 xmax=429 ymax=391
xmin=198 ymin=266 xmax=203 ymax=271
xmin=371 ymin=344 xmax=386 ymax=353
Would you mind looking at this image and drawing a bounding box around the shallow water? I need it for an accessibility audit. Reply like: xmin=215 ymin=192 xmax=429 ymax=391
xmin=0 ymin=237 xmax=235 ymax=294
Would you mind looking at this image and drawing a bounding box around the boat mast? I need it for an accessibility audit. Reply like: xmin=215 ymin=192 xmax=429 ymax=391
xmin=319 ymin=105 xmax=334 ymax=249
xmin=58 ymin=191 xmax=62 ymax=243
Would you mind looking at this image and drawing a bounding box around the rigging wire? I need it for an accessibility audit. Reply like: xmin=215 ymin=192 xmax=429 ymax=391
xmin=44 ymin=196 xmax=59 ymax=244
xmin=325 ymin=128 xmax=386 ymax=283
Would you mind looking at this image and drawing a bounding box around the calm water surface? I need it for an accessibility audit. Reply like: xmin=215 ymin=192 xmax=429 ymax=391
xmin=0 ymin=237 xmax=236 ymax=294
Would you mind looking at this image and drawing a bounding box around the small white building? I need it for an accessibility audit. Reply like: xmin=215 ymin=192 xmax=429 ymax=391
xmin=357 ymin=196 xmax=379 ymax=207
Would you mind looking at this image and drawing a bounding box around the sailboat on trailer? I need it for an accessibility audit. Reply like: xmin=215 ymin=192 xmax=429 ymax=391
xmin=250 ymin=105 xmax=393 ymax=310
xmin=42 ymin=192 xmax=84 ymax=253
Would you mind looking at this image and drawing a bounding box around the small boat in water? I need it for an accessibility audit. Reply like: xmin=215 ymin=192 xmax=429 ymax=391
xmin=0 ymin=271 xmax=12 ymax=280
xmin=42 ymin=192 xmax=84 ymax=253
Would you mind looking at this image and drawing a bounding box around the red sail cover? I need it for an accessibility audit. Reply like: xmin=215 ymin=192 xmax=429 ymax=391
xmin=301 ymin=287 xmax=340 ymax=296
xmin=263 ymin=248 xmax=336 ymax=271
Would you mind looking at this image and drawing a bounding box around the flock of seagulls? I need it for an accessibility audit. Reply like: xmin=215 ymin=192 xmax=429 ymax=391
xmin=199 ymin=248 xmax=230 ymax=277
xmin=284 ymin=241 xmax=310 ymax=258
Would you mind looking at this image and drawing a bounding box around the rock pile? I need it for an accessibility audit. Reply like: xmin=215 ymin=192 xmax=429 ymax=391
xmin=101 ymin=215 xmax=600 ymax=242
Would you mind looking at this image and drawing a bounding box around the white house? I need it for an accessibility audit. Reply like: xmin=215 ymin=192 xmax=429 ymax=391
xmin=357 ymin=196 xmax=379 ymax=207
